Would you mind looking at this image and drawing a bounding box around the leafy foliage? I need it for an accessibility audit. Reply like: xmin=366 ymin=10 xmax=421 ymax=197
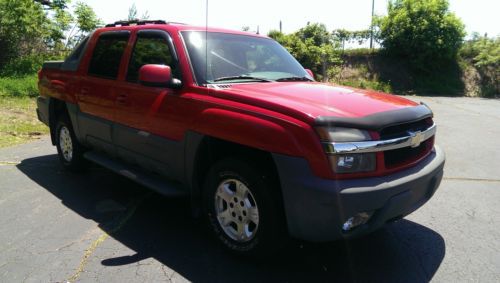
xmin=332 ymin=29 xmax=372 ymax=50
xmin=0 ymin=0 xmax=49 ymax=68
xmin=128 ymin=3 xmax=138 ymax=20
xmin=269 ymin=23 xmax=341 ymax=81
xmin=375 ymin=0 xmax=465 ymax=71
xmin=126 ymin=3 xmax=150 ymax=21
xmin=460 ymin=35 xmax=499 ymax=96
xmin=0 ymin=0 xmax=102 ymax=77
xmin=74 ymin=2 xmax=101 ymax=33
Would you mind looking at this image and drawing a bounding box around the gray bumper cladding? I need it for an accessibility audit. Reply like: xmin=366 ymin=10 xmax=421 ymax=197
xmin=273 ymin=146 xmax=445 ymax=242
xmin=36 ymin=96 xmax=50 ymax=126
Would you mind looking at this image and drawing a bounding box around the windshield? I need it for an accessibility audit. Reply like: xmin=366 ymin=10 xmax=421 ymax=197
xmin=182 ymin=31 xmax=311 ymax=84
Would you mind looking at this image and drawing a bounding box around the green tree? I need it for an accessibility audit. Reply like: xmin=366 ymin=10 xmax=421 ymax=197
xmin=50 ymin=6 xmax=74 ymax=51
xmin=332 ymin=29 xmax=372 ymax=50
xmin=376 ymin=0 xmax=465 ymax=71
xmin=269 ymin=23 xmax=340 ymax=81
xmin=460 ymin=35 xmax=500 ymax=96
xmin=0 ymin=0 xmax=49 ymax=68
xmin=74 ymin=1 xmax=101 ymax=33
xmin=128 ymin=3 xmax=138 ymax=20
xmin=64 ymin=1 xmax=102 ymax=48
xmin=0 ymin=0 xmax=101 ymax=76
xmin=126 ymin=3 xmax=150 ymax=21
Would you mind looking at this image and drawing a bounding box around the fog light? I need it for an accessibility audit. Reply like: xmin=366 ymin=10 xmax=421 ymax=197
xmin=342 ymin=212 xmax=373 ymax=232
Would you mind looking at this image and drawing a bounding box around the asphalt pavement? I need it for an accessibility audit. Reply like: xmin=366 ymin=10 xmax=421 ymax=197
xmin=0 ymin=96 xmax=499 ymax=282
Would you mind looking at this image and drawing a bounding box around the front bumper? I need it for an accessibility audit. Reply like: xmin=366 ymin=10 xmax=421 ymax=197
xmin=273 ymin=145 xmax=445 ymax=242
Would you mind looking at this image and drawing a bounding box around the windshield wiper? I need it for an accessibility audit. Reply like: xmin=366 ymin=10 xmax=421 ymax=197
xmin=275 ymin=76 xmax=313 ymax=82
xmin=213 ymin=75 xmax=272 ymax=83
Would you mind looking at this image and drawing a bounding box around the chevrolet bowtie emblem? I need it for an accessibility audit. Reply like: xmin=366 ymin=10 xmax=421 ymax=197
xmin=407 ymin=130 xmax=424 ymax=148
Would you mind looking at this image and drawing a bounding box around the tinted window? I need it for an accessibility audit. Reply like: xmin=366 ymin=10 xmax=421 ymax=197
xmin=62 ymin=36 xmax=90 ymax=71
xmin=66 ymin=36 xmax=89 ymax=63
xmin=126 ymin=32 xmax=177 ymax=82
xmin=88 ymin=32 xmax=129 ymax=79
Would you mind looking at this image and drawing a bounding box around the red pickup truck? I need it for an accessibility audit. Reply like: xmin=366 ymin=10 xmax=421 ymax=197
xmin=36 ymin=20 xmax=445 ymax=255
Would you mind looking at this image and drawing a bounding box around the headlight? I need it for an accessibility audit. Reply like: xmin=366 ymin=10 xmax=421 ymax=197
xmin=315 ymin=127 xmax=371 ymax=142
xmin=328 ymin=153 xmax=376 ymax=173
xmin=316 ymin=127 xmax=376 ymax=174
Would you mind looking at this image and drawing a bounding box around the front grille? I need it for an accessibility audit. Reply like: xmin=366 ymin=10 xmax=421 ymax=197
xmin=380 ymin=118 xmax=434 ymax=169
xmin=384 ymin=138 xmax=433 ymax=168
xmin=380 ymin=118 xmax=432 ymax=140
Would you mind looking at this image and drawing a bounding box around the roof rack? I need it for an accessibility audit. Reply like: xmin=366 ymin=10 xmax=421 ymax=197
xmin=105 ymin=19 xmax=186 ymax=28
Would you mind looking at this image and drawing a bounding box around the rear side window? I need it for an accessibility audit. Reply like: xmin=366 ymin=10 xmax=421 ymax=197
xmin=62 ymin=36 xmax=90 ymax=71
xmin=126 ymin=31 xmax=178 ymax=82
xmin=88 ymin=32 xmax=130 ymax=79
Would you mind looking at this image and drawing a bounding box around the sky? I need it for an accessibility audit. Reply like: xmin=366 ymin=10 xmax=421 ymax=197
xmin=82 ymin=0 xmax=499 ymax=38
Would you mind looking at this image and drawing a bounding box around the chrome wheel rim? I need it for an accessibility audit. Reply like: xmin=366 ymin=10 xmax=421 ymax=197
xmin=59 ymin=126 xmax=73 ymax=162
xmin=214 ymin=178 xmax=259 ymax=242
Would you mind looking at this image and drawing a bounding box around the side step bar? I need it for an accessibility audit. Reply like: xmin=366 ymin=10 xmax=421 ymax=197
xmin=84 ymin=151 xmax=187 ymax=197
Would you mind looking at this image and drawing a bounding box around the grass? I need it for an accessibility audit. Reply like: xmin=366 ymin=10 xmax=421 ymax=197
xmin=0 ymin=75 xmax=39 ymax=97
xmin=0 ymin=96 xmax=49 ymax=148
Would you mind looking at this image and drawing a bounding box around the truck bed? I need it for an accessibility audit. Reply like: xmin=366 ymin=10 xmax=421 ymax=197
xmin=42 ymin=61 xmax=64 ymax=70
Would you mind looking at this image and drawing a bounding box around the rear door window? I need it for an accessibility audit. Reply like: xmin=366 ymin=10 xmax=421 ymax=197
xmin=88 ymin=32 xmax=130 ymax=79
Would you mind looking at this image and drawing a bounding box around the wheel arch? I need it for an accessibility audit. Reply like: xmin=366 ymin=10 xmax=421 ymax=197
xmin=48 ymin=99 xmax=82 ymax=145
xmin=48 ymin=98 xmax=68 ymax=145
xmin=185 ymin=132 xmax=283 ymax=216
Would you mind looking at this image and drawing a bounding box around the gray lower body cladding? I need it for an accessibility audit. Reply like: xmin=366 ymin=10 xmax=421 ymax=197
xmin=273 ymin=146 xmax=445 ymax=242
xmin=36 ymin=97 xmax=50 ymax=126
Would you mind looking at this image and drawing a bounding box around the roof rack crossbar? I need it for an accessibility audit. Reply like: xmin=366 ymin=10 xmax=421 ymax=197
xmin=105 ymin=19 xmax=186 ymax=28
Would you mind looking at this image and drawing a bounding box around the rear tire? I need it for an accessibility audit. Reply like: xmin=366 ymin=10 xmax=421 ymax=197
xmin=202 ymin=158 xmax=287 ymax=256
xmin=55 ymin=115 xmax=87 ymax=172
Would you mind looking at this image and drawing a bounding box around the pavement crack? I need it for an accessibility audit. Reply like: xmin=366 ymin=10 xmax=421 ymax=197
xmin=65 ymin=193 xmax=151 ymax=283
xmin=443 ymin=177 xmax=500 ymax=183
xmin=0 ymin=161 xmax=20 ymax=166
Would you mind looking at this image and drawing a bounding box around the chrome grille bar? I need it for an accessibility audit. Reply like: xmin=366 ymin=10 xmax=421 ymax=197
xmin=322 ymin=124 xmax=436 ymax=154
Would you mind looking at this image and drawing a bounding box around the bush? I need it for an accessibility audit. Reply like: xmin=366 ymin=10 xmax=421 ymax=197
xmin=0 ymin=55 xmax=45 ymax=77
xmin=269 ymin=24 xmax=341 ymax=81
xmin=376 ymin=0 xmax=465 ymax=72
xmin=459 ymin=35 xmax=499 ymax=97
xmin=340 ymin=79 xmax=393 ymax=93
xmin=0 ymin=76 xmax=38 ymax=97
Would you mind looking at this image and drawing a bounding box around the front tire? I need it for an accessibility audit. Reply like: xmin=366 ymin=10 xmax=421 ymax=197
xmin=203 ymin=158 xmax=286 ymax=256
xmin=55 ymin=116 xmax=86 ymax=172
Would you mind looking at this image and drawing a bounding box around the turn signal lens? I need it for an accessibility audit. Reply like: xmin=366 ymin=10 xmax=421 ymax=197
xmin=329 ymin=153 xmax=376 ymax=173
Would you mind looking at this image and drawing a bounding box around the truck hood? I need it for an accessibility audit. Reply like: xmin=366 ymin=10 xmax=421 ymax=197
xmin=214 ymin=82 xmax=418 ymax=120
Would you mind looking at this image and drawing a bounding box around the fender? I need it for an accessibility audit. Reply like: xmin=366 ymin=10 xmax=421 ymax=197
xmin=192 ymin=108 xmax=304 ymax=157
xmin=188 ymin=107 xmax=331 ymax=179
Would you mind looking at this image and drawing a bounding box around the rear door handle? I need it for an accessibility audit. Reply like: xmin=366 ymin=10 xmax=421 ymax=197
xmin=116 ymin=94 xmax=128 ymax=104
xmin=81 ymin=88 xmax=89 ymax=95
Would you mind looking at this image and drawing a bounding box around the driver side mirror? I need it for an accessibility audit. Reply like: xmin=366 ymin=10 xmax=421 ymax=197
xmin=139 ymin=64 xmax=181 ymax=89
xmin=305 ymin=69 xmax=314 ymax=79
